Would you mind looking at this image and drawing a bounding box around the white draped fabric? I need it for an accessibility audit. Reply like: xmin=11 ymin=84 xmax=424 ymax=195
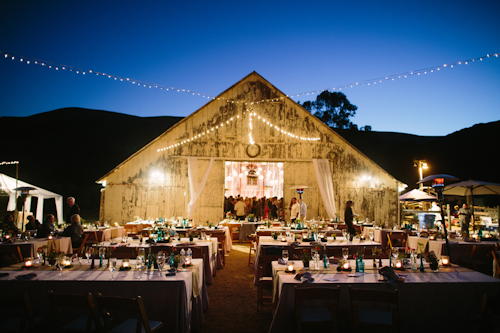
xmin=187 ymin=157 xmax=215 ymax=219
xmin=0 ymin=173 xmax=64 ymax=224
xmin=312 ymin=159 xmax=336 ymax=219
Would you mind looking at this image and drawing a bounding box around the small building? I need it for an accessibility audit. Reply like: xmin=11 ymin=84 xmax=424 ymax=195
xmin=97 ymin=72 xmax=403 ymax=225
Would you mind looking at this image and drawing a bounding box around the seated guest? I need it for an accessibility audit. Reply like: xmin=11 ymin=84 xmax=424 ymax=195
xmin=25 ymin=215 xmax=41 ymax=232
xmin=37 ymin=214 xmax=60 ymax=238
xmin=2 ymin=214 xmax=19 ymax=235
xmin=63 ymin=214 xmax=84 ymax=248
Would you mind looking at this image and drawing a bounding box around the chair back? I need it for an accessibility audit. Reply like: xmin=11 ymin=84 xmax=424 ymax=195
xmin=387 ymin=232 xmax=407 ymax=250
xmin=96 ymin=294 xmax=163 ymax=333
xmin=74 ymin=233 xmax=89 ymax=256
xmin=349 ymin=287 xmax=399 ymax=333
xmin=258 ymin=254 xmax=281 ymax=279
xmin=47 ymin=290 xmax=101 ymax=333
xmin=0 ymin=292 xmax=37 ymax=332
xmin=294 ymin=286 xmax=340 ymax=333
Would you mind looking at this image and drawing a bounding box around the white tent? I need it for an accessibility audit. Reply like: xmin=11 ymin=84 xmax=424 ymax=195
xmin=0 ymin=173 xmax=63 ymax=224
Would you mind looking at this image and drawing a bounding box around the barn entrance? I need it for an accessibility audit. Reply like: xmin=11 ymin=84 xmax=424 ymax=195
xmin=224 ymin=161 xmax=284 ymax=199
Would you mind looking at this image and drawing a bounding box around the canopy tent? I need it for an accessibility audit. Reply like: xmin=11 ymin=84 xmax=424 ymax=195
xmin=399 ymin=189 xmax=437 ymax=202
xmin=0 ymin=173 xmax=63 ymax=224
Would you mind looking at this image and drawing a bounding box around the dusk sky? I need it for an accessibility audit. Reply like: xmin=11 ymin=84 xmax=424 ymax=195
xmin=1 ymin=0 xmax=499 ymax=136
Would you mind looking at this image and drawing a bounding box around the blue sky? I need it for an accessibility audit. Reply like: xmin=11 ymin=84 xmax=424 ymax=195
xmin=1 ymin=0 xmax=499 ymax=136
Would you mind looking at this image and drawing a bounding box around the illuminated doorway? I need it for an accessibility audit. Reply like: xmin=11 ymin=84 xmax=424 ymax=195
xmin=224 ymin=161 xmax=284 ymax=198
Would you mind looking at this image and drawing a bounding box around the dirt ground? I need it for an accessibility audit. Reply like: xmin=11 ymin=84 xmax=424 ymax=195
xmin=199 ymin=243 xmax=274 ymax=333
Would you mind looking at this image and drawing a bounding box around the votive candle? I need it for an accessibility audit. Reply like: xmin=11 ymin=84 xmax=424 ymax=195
xmin=122 ymin=259 xmax=130 ymax=268
xmin=24 ymin=258 xmax=33 ymax=267
xmin=441 ymin=256 xmax=450 ymax=266
xmin=287 ymin=264 xmax=294 ymax=272
xmin=343 ymin=261 xmax=350 ymax=270
xmin=395 ymin=260 xmax=403 ymax=269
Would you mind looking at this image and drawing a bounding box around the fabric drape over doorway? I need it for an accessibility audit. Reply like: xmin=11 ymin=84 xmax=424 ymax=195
xmin=312 ymin=159 xmax=336 ymax=219
xmin=187 ymin=157 xmax=215 ymax=219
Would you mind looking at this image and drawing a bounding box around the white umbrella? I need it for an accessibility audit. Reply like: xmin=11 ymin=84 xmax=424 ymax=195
xmin=443 ymin=180 xmax=500 ymax=196
xmin=399 ymin=189 xmax=437 ymax=202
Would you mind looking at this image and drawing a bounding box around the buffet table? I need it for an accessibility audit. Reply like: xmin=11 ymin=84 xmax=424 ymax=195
xmin=269 ymin=259 xmax=500 ymax=332
xmin=0 ymin=258 xmax=206 ymax=333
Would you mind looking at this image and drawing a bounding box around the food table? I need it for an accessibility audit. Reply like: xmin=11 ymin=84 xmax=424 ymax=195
xmin=98 ymin=237 xmax=218 ymax=284
xmin=269 ymin=259 xmax=500 ymax=332
xmin=0 ymin=258 xmax=207 ymax=333
xmin=0 ymin=236 xmax=73 ymax=260
xmin=254 ymin=236 xmax=381 ymax=285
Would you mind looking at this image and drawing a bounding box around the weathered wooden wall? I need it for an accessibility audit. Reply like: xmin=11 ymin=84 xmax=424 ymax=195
xmin=99 ymin=72 xmax=400 ymax=226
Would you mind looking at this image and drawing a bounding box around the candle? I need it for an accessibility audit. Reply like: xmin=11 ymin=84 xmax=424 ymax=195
xmin=185 ymin=257 xmax=191 ymax=265
xmin=429 ymin=235 xmax=435 ymax=240
xmin=48 ymin=235 xmax=53 ymax=240
xmin=395 ymin=260 xmax=403 ymax=269
xmin=281 ymin=237 xmax=286 ymax=242
xmin=441 ymin=256 xmax=450 ymax=266
xmin=343 ymin=261 xmax=350 ymax=270
xmin=24 ymin=258 xmax=33 ymax=267
xmin=122 ymin=259 xmax=130 ymax=268
xmin=287 ymin=264 xmax=294 ymax=272
xmin=5 ymin=235 xmax=10 ymax=240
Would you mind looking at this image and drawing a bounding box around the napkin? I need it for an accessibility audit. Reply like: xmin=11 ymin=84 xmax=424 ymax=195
xmin=278 ymin=258 xmax=287 ymax=265
xmin=294 ymin=272 xmax=315 ymax=283
xmin=379 ymin=266 xmax=404 ymax=287
xmin=288 ymin=241 xmax=300 ymax=247
xmin=165 ymin=268 xmax=176 ymax=276
xmin=15 ymin=273 xmax=37 ymax=280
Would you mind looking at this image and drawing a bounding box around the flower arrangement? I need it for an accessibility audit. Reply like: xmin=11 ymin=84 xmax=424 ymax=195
xmin=301 ymin=249 xmax=311 ymax=264
xmin=226 ymin=212 xmax=232 ymax=219
xmin=206 ymin=221 xmax=213 ymax=228
xmin=423 ymin=251 xmax=438 ymax=265
xmin=271 ymin=231 xmax=280 ymax=240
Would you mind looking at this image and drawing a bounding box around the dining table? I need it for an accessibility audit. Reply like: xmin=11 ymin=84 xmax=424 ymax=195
xmin=98 ymin=236 xmax=219 ymax=284
xmin=0 ymin=257 xmax=207 ymax=333
xmin=0 ymin=236 xmax=73 ymax=261
xmin=254 ymin=236 xmax=381 ymax=285
xmin=363 ymin=227 xmax=408 ymax=249
xmin=269 ymin=259 xmax=500 ymax=332
xmin=83 ymin=226 xmax=125 ymax=242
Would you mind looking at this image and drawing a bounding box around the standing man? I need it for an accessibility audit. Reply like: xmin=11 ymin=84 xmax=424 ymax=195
xmin=299 ymin=199 xmax=307 ymax=221
xmin=234 ymin=198 xmax=246 ymax=221
xmin=458 ymin=203 xmax=472 ymax=236
xmin=290 ymin=198 xmax=300 ymax=223
xmin=66 ymin=197 xmax=80 ymax=224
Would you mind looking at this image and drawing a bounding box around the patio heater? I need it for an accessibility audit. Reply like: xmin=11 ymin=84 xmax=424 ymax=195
xmin=417 ymin=174 xmax=458 ymax=262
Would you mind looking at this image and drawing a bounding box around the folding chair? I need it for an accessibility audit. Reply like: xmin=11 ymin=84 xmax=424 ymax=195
xmin=257 ymin=254 xmax=281 ymax=312
xmin=294 ymin=286 xmax=340 ymax=333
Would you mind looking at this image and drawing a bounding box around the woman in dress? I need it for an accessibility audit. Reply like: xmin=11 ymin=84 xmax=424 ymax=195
xmin=344 ymin=200 xmax=356 ymax=235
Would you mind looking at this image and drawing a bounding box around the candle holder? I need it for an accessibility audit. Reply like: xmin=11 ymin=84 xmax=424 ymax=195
xmin=120 ymin=258 xmax=131 ymax=271
xmin=394 ymin=259 xmax=404 ymax=270
xmin=342 ymin=261 xmax=351 ymax=271
xmin=441 ymin=255 xmax=450 ymax=266
xmin=24 ymin=257 xmax=33 ymax=268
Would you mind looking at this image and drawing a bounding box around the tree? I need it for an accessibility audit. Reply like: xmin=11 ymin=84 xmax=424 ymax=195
xmin=301 ymin=91 xmax=358 ymax=129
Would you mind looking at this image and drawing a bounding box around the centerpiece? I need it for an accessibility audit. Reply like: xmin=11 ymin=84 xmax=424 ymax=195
xmin=424 ymin=250 xmax=439 ymax=272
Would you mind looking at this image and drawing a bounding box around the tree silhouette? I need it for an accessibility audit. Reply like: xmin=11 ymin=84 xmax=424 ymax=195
xmin=302 ymin=91 xmax=358 ymax=129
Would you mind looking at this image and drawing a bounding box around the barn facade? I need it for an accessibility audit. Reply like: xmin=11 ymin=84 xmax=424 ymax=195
xmin=97 ymin=72 xmax=402 ymax=226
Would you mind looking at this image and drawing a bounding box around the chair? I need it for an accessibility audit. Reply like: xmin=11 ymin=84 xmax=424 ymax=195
xmin=349 ymin=287 xmax=399 ymax=333
xmin=110 ymin=246 xmax=137 ymax=259
xmin=205 ymin=230 xmax=226 ymax=266
xmin=492 ymin=250 xmax=500 ymax=278
xmin=96 ymin=294 xmax=163 ymax=333
xmin=294 ymin=286 xmax=340 ymax=333
xmin=386 ymin=232 xmax=407 ymax=251
xmin=478 ymin=292 xmax=500 ymax=331
xmin=47 ymin=290 xmax=102 ymax=333
xmin=257 ymin=254 xmax=281 ymax=312
xmin=0 ymin=244 xmax=23 ymax=267
xmin=248 ymin=233 xmax=257 ymax=266
xmin=0 ymin=292 xmax=38 ymax=332
xmin=73 ymin=234 xmax=90 ymax=256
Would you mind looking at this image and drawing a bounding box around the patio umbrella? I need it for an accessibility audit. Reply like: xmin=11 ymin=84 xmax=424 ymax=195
xmin=399 ymin=189 xmax=437 ymax=202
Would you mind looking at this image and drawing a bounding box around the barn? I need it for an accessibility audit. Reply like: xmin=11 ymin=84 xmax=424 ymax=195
xmin=97 ymin=72 xmax=403 ymax=226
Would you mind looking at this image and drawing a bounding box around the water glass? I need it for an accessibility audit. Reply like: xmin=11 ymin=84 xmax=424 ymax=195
xmin=342 ymin=248 xmax=349 ymax=260
xmin=392 ymin=247 xmax=399 ymax=260
xmin=157 ymin=253 xmax=166 ymax=276
xmin=282 ymin=250 xmax=289 ymax=263
xmin=109 ymin=258 xmax=117 ymax=279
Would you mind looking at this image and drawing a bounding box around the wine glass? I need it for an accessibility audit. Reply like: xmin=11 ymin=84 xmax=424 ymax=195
xmin=282 ymin=250 xmax=289 ymax=263
xmin=342 ymin=229 xmax=347 ymax=240
xmin=135 ymin=256 xmax=145 ymax=279
xmin=369 ymin=231 xmax=374 ymax=242
xmin=109 ymin=258 xmax=117 ymax=279
xmin=56 ymin=257 xmax=64 ymax=276
xmin=157 ymin=252 xmax=166 ymax=276
xmin=342 ymin=248 xmax=349 ymax=260
xmin=84 ymin=247 xmax=92 ymax=264
xmin=392 ymin=247 xmax=399 ymax=261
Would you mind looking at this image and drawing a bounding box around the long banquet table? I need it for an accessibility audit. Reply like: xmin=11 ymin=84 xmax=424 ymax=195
xmin=84 ymin=226 xmax=125 ymax=241
xmin=0 ymin=258 xmax=207 ymax=333
xmin=0 ymin=236 xmax=73 ymax=260
xmin=254 ymin=236 xmax=381 ymax=285
xmin=98 ymin=237 xmax=218 ymax=284
xmin=269 ymin=259 xmax=500 ymax=332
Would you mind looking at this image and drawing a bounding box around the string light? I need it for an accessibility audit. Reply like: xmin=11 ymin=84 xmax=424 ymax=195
xmin=1 ymin=50 xmax=497 ymax=104
xmin=0 ymin=161 xmax=19 ymax=165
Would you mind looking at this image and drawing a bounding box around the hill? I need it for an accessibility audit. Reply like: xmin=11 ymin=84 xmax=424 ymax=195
xmin=2 ymin=108 xmax=499 ymax=220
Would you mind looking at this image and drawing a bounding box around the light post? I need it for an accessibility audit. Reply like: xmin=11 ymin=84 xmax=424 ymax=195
xmin=413 ymin=159 xmax=428 ymax=190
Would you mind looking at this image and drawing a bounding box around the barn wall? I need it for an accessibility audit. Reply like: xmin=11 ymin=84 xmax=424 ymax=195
xmin=100 ymin=73 xmax=399 ymax=226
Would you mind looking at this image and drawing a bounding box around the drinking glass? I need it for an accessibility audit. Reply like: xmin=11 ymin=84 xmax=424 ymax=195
xmin=392 ymin=247 xmax=399 ymax=261
xmin=342 ymin=248 xmax=349 ymax=260
xmin=138 ymin=248 xmax=145 ymax=262
xmin=135 ymin=256 xmax=145 ymax=279
xmin=342 ymin=229 xmax=347 ymax=240
xmin=369 ymin=231 xmax=374 ymax=242
xmin=56 ymin=257 xmax=64 ymax=276
xmin=157 ymin=253 xmax=166 ymax=276
xmin=282 ymin=250 xmax=289 ymax=263
xmin=84 ymin=247 xmax=92 ymax=264
xmin=109 ymin=258 xmax=117 ymax=279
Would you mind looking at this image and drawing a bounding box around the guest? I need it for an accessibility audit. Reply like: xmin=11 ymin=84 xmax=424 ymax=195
xmin=234 ymin=198 xmax=246 ymax=221
xmin=66 ymin=197 xmax=80 ymax=224
xmin=270 ymin=198 xmax=278 ymax=220
xmin=25 ymin=215 xmax=41 ymax=231
xmin=2 ymin=214 xmax=19 ymax=234
xmin=37 ymin=214 xmax=60 ymax=238
xmin=290 ymin=198 xmax=300 ymax=223
xmin=255 ymin=198 xmax=263 ymax=220
xmin=299 ymin=199 xmax=307 ymax=220
xmin=458 ymin=203 xmax=472 ymax=236
xmin=63 ymin=214 xmax=84 ymax=248
xmin=344 ymin=200 xmax=356 ymax=235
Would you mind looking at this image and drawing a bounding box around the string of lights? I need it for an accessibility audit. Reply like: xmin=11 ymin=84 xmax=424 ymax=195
xmin=157 ymin=108 xmax=321 ymax=152
xmin=1 ymin=50 xmax=498 ymax=103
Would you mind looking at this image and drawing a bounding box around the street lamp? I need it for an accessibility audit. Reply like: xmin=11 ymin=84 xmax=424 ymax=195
xmin=413 ymin=159 xmax=428 ymax=190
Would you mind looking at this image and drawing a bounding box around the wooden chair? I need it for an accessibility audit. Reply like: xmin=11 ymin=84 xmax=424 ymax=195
xmin=257 ymin=254 xmax=281 ymax=312
xmin=47 ymin=290 xmax=102 ymax=333
xmin=205 ymin=230 xmax=226 ymax=266
xmin=478 ymin=292 xmax=500 ymax=331
xmin=110 ymin=246 xmax=137 ymax=259
xmin=0 ymin=244 xmax=23 ymax=267
xmin=294 ymin=286 xmax=340 ymax=333
xmin=492 ymin=250 xmax=500 ymax=278
xmin=96 ymin=293 xmax=163 ymax=333
xmin=248 ymin=234 xmax=257 ymax=266
xmin=386 ymin=232 xmax=407 ymax=251
xmin=73 ymin=233 xmax=90 ymax=256
xmin=0 ymin=291 xmax=38 ymax=332
xmin=349 ymin=287 xmax=399 ymax=333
